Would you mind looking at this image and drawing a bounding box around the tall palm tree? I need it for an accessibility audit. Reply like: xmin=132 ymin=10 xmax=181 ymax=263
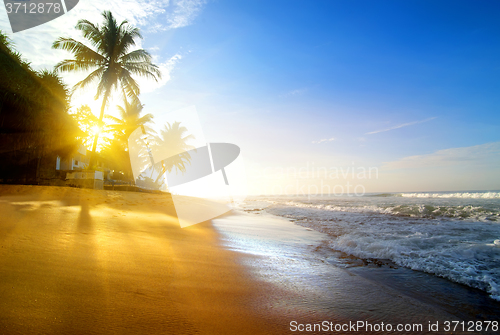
xmin=52 ymin=11 xmax=161 ymax=167
xmin=105 ymin=97 xmax=154 ymax=182
xmin=152 ymin=122 xmax=195 ymax=186
xmin=106 ymin=97 xmax=153 ymax=144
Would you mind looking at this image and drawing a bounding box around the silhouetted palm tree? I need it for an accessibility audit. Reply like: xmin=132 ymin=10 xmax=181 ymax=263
xmin=152 ymin=122 xmax=195 ymax=186
xmin=71 ymin=105 xmax=100 ymax=149
xmin=105 ymin=97 xmax=154 ymax=182
xmin=106 ymin=97 xmax=153 ymax=144
xmin=52 ymin=11 xmax=161 ymax=167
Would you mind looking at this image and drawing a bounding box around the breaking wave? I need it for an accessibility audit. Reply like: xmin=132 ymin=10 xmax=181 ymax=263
xmin=255 ymin=194 xmax=500 ymax=300
xmin=372 ymin=192 xmax=500 ymax=199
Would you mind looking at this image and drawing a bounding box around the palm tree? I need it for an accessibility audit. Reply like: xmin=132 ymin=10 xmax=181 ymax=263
xmin=105 ymin=97 xmax=154 ymax=182
xmin=71 ymin=104 xmax=100 ymax=149
xmin=151 ymin=122 xmax=195 ymax=186
xmin=106 ymin=97 xmax=153 ymax=143
xmin=52 ymin=11 xmax=161 ymax=167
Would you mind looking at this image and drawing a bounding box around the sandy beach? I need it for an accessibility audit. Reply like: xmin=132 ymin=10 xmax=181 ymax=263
xmin=0 ymin=185 xmax=291 ymax=334
xmin=1 ymin=185 xmax=499 ymax=335
xmin=213 ymin=212 xmax=497 ymax=331
xmin=2 ymin=1 xmax=499 ymax=333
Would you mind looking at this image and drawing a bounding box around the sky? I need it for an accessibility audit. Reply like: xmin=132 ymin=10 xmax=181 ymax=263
xmin=1 ymin=0 xmax=499 ymax=195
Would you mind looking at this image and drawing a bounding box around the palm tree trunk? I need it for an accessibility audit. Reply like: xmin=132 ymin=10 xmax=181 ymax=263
xmin=88 ymin=91 xmax=109 ymax=168
xmin=154 ymin=162 xmax=167 ymax=185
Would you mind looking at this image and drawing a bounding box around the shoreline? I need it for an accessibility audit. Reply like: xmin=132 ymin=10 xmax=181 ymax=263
xmin=2 ymin=185 xmax=499 ymax=334
xmin=213 ymin=208 xmax=500 ymax=331
xmin=0 ymin=185 xmax=288 ymax=334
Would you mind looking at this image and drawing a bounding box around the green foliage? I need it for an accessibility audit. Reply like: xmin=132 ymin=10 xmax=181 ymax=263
xmin=70 ymin=104 xmax=99 ymax=148
xmin=0 ymin=30 xmax=80 ymax=182
xmin=101 ymin=96 xmax=154 ymax=183
xmin=52 ymin=11 xmax=162 ymax=165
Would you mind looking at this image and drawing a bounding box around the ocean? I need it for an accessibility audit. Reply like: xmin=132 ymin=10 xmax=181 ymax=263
xmin=240 ymin=191 xmax=500 ymax=302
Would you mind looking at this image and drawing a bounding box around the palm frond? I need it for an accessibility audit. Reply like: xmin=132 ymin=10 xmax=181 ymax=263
xmin=95 ymin=68 xmax=118 ymax=100
xmin=103 ymin=114 xmax=123 ymax=124
xmin=119 ymin=70 xmax=140 ymax=99
xmin=54 ymin=59 xmax=101 ymax=73
xmin=73 ymin=67 xmax=105 ymax=94
xmin=116 ymin=24 xmax=142 ymax=56
xmin=52 ymin=38 xmax=105 ymax=63
xmin=119 ymin=49 xmax=152 ymax=63
xmin=75 ymin=19 xmax=102 ymax=47
xmin=122 ymin=62 xmax=161 ymax=81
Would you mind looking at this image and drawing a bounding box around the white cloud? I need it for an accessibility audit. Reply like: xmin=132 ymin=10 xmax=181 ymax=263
xmin=1 ymin=1 xmax=161 ymax=66
xmin=366 ymin=117 xmax=437 ymax=135
xmin=382 ymin=142 xmax=500 ymax=169
xmin=139 ymin=54 xmax=183 ymax=93
xmin=0 ymin=0 xmax=205 ymax=69
xmin=0 ymin=0 xmax=205 ymax=118
xmin=164 ymin=0 xmax=207 ymax=30
xmin=280 ymin=88 xmax=308 ymax=97
xmin=312 ymin=137 xmax=335 ymax=144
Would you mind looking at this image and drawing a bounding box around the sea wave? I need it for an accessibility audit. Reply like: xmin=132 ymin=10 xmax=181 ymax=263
xmin=329 ymin=227 xmax=500 ymax=301
xmin=371 ymin=193 xmax=402 ymax=197
xmin=399 ymin=192 xmax=500 ymax=199
xmin=264 ymin=202 xmax=500 ymax=301
xmin=279 ymin=201 xmax=499 ymax=222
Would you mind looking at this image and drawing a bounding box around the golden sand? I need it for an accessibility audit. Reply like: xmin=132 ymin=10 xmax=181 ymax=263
xmin=0 ymin=185 xmax=287 ymax=334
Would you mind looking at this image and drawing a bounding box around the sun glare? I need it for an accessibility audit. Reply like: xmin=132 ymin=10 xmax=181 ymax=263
xmin=90 ymin=125 xmax=101 ymax=136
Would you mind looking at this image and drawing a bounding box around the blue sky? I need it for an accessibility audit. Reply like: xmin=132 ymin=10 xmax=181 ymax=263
xmin=1 ymin=0 xmax=499 ymax=194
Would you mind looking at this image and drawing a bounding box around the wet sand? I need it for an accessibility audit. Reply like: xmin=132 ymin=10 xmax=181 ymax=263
xmin=0 ymin=185 xmax=291 ymax=334
xmin=213 ymin=211 xmax=500 ymax=334
xmin=1 ymin=185 xmax=498 ymax=334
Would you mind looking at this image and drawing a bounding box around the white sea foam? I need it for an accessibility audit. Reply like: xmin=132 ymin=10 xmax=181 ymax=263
xmin=277 ymin=200 xmax=499 ymax=222
xmin=400 ymin=192 xmax=500 ymax=199
xmin=257 ymin=194 xmax=500 ymax=301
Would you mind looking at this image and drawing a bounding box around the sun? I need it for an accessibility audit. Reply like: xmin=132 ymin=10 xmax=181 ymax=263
xmin=90 ymin=125 xmax=101 ymax=136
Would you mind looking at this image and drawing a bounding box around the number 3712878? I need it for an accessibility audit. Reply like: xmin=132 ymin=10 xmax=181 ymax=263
xmin=5 ymin=2 xmax=61 ymax=14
